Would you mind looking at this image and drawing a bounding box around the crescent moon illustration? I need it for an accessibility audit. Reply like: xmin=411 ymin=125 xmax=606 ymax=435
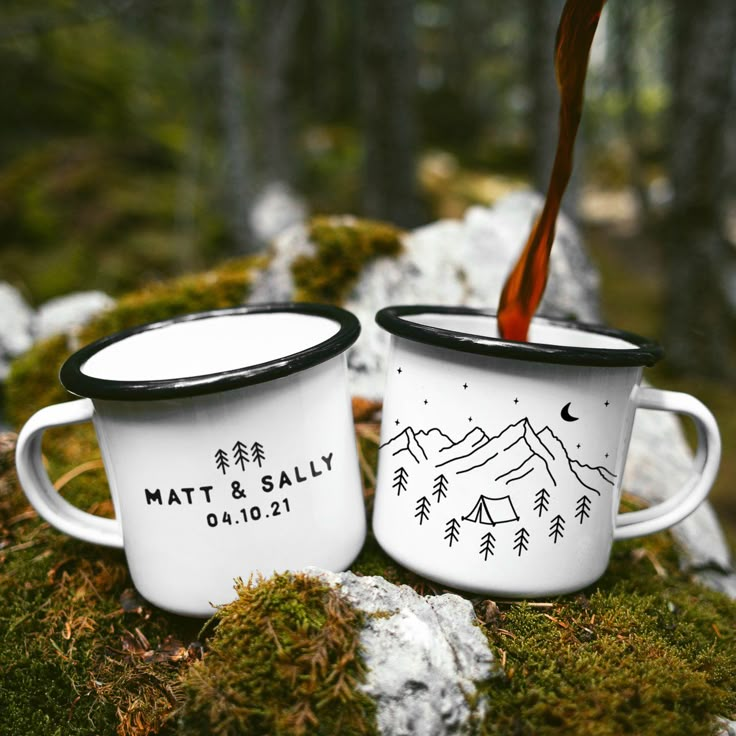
xmin=561 ymin=402 xmax=579 ymax=422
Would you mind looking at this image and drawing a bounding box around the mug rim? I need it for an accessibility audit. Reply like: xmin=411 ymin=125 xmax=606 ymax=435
xmin=375 ymin=305 xmax=663 ymax=367
xmin=60 ymin=303 xmax=361 ymax=401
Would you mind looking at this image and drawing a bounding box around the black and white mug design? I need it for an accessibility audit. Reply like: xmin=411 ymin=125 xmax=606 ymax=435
xmin=15 ymin=304 xmax=366 ymax=617
xmin=372 ymin=306 xmax=721 ymax=597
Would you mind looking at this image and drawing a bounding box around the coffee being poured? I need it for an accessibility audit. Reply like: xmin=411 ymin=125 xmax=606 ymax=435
xmin=497 ymin=0 xmax=606 ymax=342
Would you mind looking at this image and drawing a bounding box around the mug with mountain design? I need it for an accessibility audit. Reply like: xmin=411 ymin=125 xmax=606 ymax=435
xmin=372 ymin=306 xmax=721 ymax=597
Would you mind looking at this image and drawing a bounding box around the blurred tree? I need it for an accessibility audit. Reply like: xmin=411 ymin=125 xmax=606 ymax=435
xmin=607 ymin=1 xmax=649 ymax=218
xmin=211 ymin=0 xmax=256 ymax=253
xmin=357 ymin=0 xmax=424 ymax=227
xmin=526 ymin=0 xmax=564 ymax=196
xmin=663 ymin=0 xmax=736 ymax=378
xmin=525 ymin=0 xmax=582 ymax=219
xmin=258 ymin=0 xmax=304 ymax=188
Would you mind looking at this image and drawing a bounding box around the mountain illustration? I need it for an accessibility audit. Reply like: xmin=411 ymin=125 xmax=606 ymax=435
xmin=381 ymin=418 xmax=615 ymax=497
xmin=381 ymin=426 xmax=454 ymax=464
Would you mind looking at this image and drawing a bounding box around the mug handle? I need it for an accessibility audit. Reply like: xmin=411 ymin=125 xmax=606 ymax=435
xmin=15 ymin=398 xmax=124 ymax=548
xmin=613 ymin=386 xmax=721 ymax=540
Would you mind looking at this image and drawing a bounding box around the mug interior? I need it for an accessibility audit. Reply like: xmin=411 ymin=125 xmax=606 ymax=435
xmin=376 ymin=306 xmax=662 ymax=367
xmin=60 ymin=304 xmax=360 ymax=400
xmin=82 ymin=312 xmax=340 ymax=381
xmin=411 ymin=313 xmax=636 ymax=351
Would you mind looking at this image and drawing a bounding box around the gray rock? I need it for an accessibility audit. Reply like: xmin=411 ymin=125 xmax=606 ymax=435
xmin=249 ymin=181 xmax=307 ymax=244
xmin=249 ymin=197 xmax=733 ymax=594
xmin=249 ymin=191 xmax=601 ymax=399
xmin=624 ymin=392 xmax=735 ymax=588
xmin=315 ymin=569 xmax=499 ymax=736
xmin=0 ymin=282 xmax=34 ymax=381
xmin=34 ymin=291 xmax=114 ymax=343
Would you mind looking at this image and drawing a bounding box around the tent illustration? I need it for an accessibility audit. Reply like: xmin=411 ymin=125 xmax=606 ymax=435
xmin=462 ymin=494 xmax=520 ymax=526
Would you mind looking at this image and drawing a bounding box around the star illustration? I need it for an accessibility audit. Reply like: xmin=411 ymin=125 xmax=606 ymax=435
xmin=463 ymin=383 xmax=468 ymax=390
xmin=604 ymin=400 xmax=610 ymax=407
xmin=395 ymin=419 xmax=400 ymax=426
xmin=514 ymin=397 xmax=519 ymax=404
xmin=397 ymin=367 xmax=403 ymax=374
xmin=423 ymin=399 xmax=428 ymax=405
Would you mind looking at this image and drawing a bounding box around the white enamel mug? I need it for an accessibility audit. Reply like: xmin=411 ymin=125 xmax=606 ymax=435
xmin=372 ymin=306 xmax=721 ymax=597
xmin=16 ymin=304 xmax=366 ymax=616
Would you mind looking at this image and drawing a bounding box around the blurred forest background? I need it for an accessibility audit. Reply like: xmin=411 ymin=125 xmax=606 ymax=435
xmin=0 ymin=2 xmax=734 ymax=524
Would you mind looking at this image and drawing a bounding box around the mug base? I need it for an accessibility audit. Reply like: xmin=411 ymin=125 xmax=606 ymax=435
xmin=131 ymin=534 xmax=368 ymax=618
xmin=373 ymin=532 xmax=607 ymax=599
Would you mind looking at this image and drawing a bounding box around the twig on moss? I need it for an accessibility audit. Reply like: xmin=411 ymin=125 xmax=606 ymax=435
xmin=53 ymin=459 xmax=105 ymax=491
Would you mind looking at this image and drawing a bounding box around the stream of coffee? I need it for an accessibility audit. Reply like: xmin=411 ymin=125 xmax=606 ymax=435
xmin=497 ymin=0 xmax=606 ymax=341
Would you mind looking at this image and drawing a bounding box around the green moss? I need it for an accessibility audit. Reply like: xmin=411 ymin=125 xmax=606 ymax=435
xmin=0 ymin=525 xmax=195 ymax=736
xmin=477 ymin=537 xmax=736 ymax=736
xmin=176 ymin=573 xmax=377 ymax=736
xmin=1 ymin=260 xmax=262 ymax=735
xmin=291 ymin=216 xmax=403 ymax=304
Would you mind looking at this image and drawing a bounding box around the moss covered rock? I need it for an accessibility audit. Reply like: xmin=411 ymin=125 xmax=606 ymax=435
xmin=1 ymin=252 xmax=735 ymax=736
xmin=177 ymin=573 xmax=376 ymax=736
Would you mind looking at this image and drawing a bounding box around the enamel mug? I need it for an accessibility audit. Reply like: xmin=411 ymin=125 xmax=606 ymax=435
xmin=16 ymin=304 xmax=366 ymax=617
xmin=372 ymin=306 xmax=721 ymax=597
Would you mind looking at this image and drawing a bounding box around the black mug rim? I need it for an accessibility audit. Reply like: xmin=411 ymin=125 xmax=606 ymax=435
xmin=60 ymin=303 xmax=361 ymax=401
xmin=375 ymin=305 xmax=663 ymax=368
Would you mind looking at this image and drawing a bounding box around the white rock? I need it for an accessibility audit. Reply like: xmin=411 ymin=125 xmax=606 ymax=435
xmin=0 ymin=283 xmax=34 ymax=380
xmin=34 ymin=291 xmax=114 ymax=343
xmin=249 ymin=181 xmax=307 ymax=244
xmin=315 ymin=569 xmax=498 ymax=736
xmin=249 ymin=191 xmax=601 ymax=400
xmin=624 ymin=402 xmax=733 ymax=575
xmin=717 ymin=717 xmax=736 ymax=736
xmin=247 ymin=196 xmax=734 ymax=593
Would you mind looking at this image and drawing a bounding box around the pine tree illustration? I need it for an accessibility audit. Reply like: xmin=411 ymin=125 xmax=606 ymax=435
xmin=444 ymin=518 xmax=461 ymax=547
xmin=549 ymin=514 xmax=565 ymax=544
xmin=513 ymin=527 xmax=530 ymax=556
xmin=415 ymin=496 xmax=431 ymax=525
xmin=575 ymin=495 xmax=592 ymax=524
xmin=251 ymin=441 xmax=266 ymax=468
xmin=432 ymin=474 xmax=449 ymax=503
xmin=393 ymin=466 xmax=409 ymax=496
xmin=534 ymin=488 xmax=550 ymax=517
xmin=479 ymin=531 xmax=496 ymax=561
xmin=214 ymin=448 xmax=230 ymax=475
xmin=232 ymin=441 xmax=250 ymax=470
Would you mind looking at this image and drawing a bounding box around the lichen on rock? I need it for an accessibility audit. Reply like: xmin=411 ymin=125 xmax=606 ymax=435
xmin=317 ymin=570 xmax=499 ymax=736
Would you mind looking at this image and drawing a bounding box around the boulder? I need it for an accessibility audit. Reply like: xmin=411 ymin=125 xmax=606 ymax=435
xmin=625 ymin=400 xmax=735 ymax=584
xmin=249 ymin=181 xmax=308 ymax=244
xmin=34 ymin=290 xmax=114 ymax=343
xmin=0 ymin=283 xmax=34 ymax=381
xmin=249 ymin=190 xmax=601 ymax=399
xmin=317 ymin=569 xmax=498 ymax=736
xmin=248 ymin=193 xmax=734 ymax=593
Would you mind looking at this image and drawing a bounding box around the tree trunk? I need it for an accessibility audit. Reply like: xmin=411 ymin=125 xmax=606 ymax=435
xmin=525 ymin=0 xmax=581 ymax=219
xmin=607 ymin=1 xmax=650 ymax=220
xmin=663 ymin=0 xmax=736 ymax=378
xmin=357 ymin=0 xmax=424 ymax=228
xmin=212 ymin=0 xmax=256 ymax=254
xmin=259 ymin=0 xmax=304 ymax=187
